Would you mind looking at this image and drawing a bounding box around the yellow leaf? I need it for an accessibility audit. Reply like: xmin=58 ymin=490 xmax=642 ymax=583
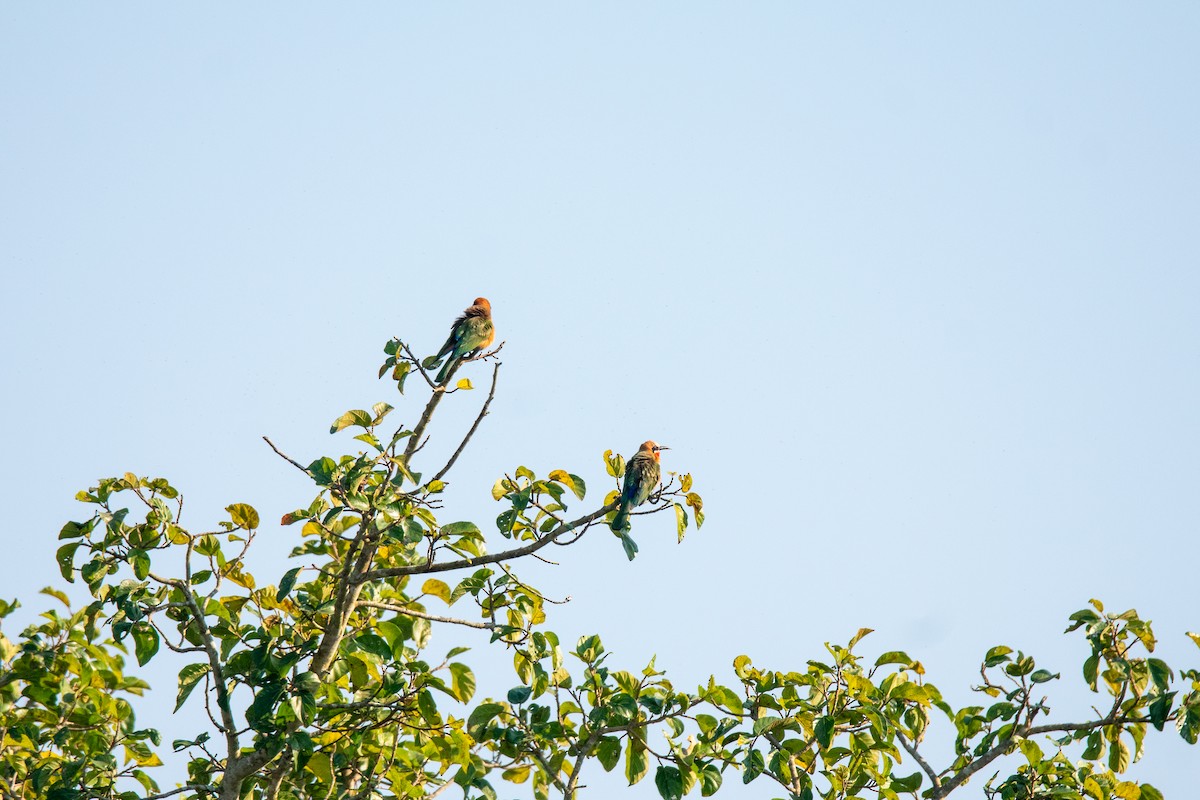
xmin=456 ymin=378 xmax=474 ymax=390
xmin=422 ymin=578 xmax=451 ymax=604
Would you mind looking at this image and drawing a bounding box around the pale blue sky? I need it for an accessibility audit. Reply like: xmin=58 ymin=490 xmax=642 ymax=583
xmin=3 ymin=4 xmax=1199 ymax=797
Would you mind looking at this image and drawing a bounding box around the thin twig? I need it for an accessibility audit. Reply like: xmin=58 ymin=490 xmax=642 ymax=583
xmin=357 ymin=600 xmax=495 ymax=630
xmin=143 ymin=786 xmax=217 ymax=800
xmin=262 ymin=436 xmax=310 ymax=476
xmin=399 ymin=342 xmax=438 ymax=390
xmin=432 ymin=361 xmax=501 ymax=482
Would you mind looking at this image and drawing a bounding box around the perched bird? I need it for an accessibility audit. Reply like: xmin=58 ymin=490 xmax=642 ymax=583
xmin=431 ymin=297 xmax=495 ymax=384
xmin=611 ymin=440 xmax=668 ymax=531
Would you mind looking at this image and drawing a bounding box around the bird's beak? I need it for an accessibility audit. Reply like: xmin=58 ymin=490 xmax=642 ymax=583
xmin=658 ymin=446 xmax=670 ymax=451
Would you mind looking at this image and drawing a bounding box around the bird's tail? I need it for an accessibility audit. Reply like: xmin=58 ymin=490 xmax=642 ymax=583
xmin=611 ymin=500 xmax=632 ymax=532
xmin=435 ymin=354 xmax=461 ymax=385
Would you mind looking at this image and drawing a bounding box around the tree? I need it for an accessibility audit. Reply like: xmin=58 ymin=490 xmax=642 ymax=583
xmin=1 ymin=328 xmax=1197 ymax=800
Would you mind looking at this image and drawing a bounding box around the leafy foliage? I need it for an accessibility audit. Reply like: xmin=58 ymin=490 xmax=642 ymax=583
xmin=1 ymin=329 xmax=1196 ymax=800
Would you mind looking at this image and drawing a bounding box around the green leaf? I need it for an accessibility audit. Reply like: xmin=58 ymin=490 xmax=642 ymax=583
xmin=1148 ymin=692 xmax=1175 ymax=731
xmin=507 ymin=686 xmax=532 ymax=705
xmin=1140 ymin=784 xmax=1165 ymax=800
xmin=700 ymin=764 xmax=723 ymax=796
xmin=132 ymin=622 xmax=160 ymax=666
xmin=330 ymin=409 xmax=373 ymax=433
xmin=984 ymin=645 xmax=1013 ymax=667
xmin=294 ymin=671 xmax=321 ymax=694
xmin=741 ymin=748 xmax=765 ymax=783
xmin=1109 ymin=735 xmax=1130 ymax=773
xmin=417 ymin=689 xmax=440 ymax=725
xmin=226 ymin=503 xmax=259 ymax=530
xmin=354 ymin=634 xmax=393 ymax=661
xmin=245 ymin=684 xmax=283 ymax=729
xmin=625 ymin=735 xmax=649 ymax=785
xmin=56 ymin=542 xmax=80 ymax=582
xmin=307 ymin=456 xmax=337 ymax=485
xmin=176 ymin=663 xmax=210 ymax=712
xmin=1148 ymin=658 xmax=1172 ymax=692
xmin=441 ymin=521 xmax=481 ymax=538
xmin=847 ymin=627 xmax=874 ymax=650
xmin=710 ymin=685 xmax=743 ymax=714
xmin=1083 ymin=653 xmax=1099 ymax=690
xmin=596 ymin=736 xmax=621 ymax=771
xmin=58 ymin=520 xmax=89 ymax=539
xmin=655 ymin=766 xmax=684 ymax=800
xmin=815 ymin=715 xmax=835 ymax=748
xmin=875 ymin=651 xmax=914 ymax=668
xmin=1030 ymin=669 xmax=1059 ymax=684
xmin=449 ymin=663 xmax=476 ymax=703
xmin=548 ymin=470 xmax=587 ymax=501
xmin=276 ymin=567 xmax=301 ymax=601
xmin=468 ymin=703 xmax=505 ymax=740
xmin=1081 ymin=731 xmax=1104 ymax=760
xmin=39 ymin=587 xmax=70 ymax=607
xmin=131 ymin=550 xmax=150 ymax=580
xmin=752 ymin=715 xmax=783 ymax=736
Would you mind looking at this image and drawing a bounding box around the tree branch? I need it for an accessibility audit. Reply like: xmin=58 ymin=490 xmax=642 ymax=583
xmin=143 ymin=785 xmax=217 ymax=800
xmin=358 ymin=502 xmax=617 ymax=583
xmin=262 ymin=436 xmax=310 ymax=477
xmin=896 ymin=730 xmax=941 ymax=791
xmin=432 ymin=362 xmax=500 ymax=483
xmin=931 ymin=694 xmax=1137 ymax=799
xmin=357 ymin=600 xmax=495 ymax=630
xmin=404 ymin=381 xmax=448 ymax=465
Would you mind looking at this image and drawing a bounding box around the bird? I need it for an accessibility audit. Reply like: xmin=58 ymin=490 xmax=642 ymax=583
xmin=431 ymin=297 xmax=495 ymax=384
xmin=611 ymin=440 xmax=668 ymax=532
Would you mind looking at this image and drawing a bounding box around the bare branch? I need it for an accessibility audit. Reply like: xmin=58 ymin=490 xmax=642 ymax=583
xmin=432 ymin=361 xmax=501 ymax=483
xmin=357 ymin=600 xmax=495 ymax=630
xmin=399 ymin=341 xmax=439 ymax=391
xmin=403 ymin=386 xmax=447 ymax=464
xmin=896 ymin=730 xmax=941 ymax=791
xmin=143 ymin=785 xmax=217 ymax=800
xmin=262 ymin=436 xmax=310 ymax=477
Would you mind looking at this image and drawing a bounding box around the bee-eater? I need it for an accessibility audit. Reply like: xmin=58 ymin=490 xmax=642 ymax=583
xmin=432 ymin=297 xmax=495 ymax=384
xmin=611 ymin=440 xmax=668 ymax=531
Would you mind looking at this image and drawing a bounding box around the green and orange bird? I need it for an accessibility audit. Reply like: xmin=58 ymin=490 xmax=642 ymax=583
xmin=611 ymin=440 xmax=668 ymax=531
xmin=432 ymin=297 xmax=495 ymax=384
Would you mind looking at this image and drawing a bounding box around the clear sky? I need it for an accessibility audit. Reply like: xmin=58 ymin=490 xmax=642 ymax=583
xmin=2 ymin=4 xmax=1198 ymax=797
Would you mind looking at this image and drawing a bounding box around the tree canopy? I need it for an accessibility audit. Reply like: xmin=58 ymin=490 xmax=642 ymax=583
xmin=2 ymin=327 xmax=1198 ymax=800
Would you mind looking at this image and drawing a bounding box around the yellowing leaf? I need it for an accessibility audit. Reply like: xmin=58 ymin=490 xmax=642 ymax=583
xmin=422 ymin=578 xmax=452 ymax=604
xmin=491 ymin=477 xmax=510 ymax=501
xmin=329 ymin=409 xmax=372 ymax=433
xmin=226 ymin=503 xmax=260 ymax=530
xmin=456 ymin=378 xmax=474 ymax=390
